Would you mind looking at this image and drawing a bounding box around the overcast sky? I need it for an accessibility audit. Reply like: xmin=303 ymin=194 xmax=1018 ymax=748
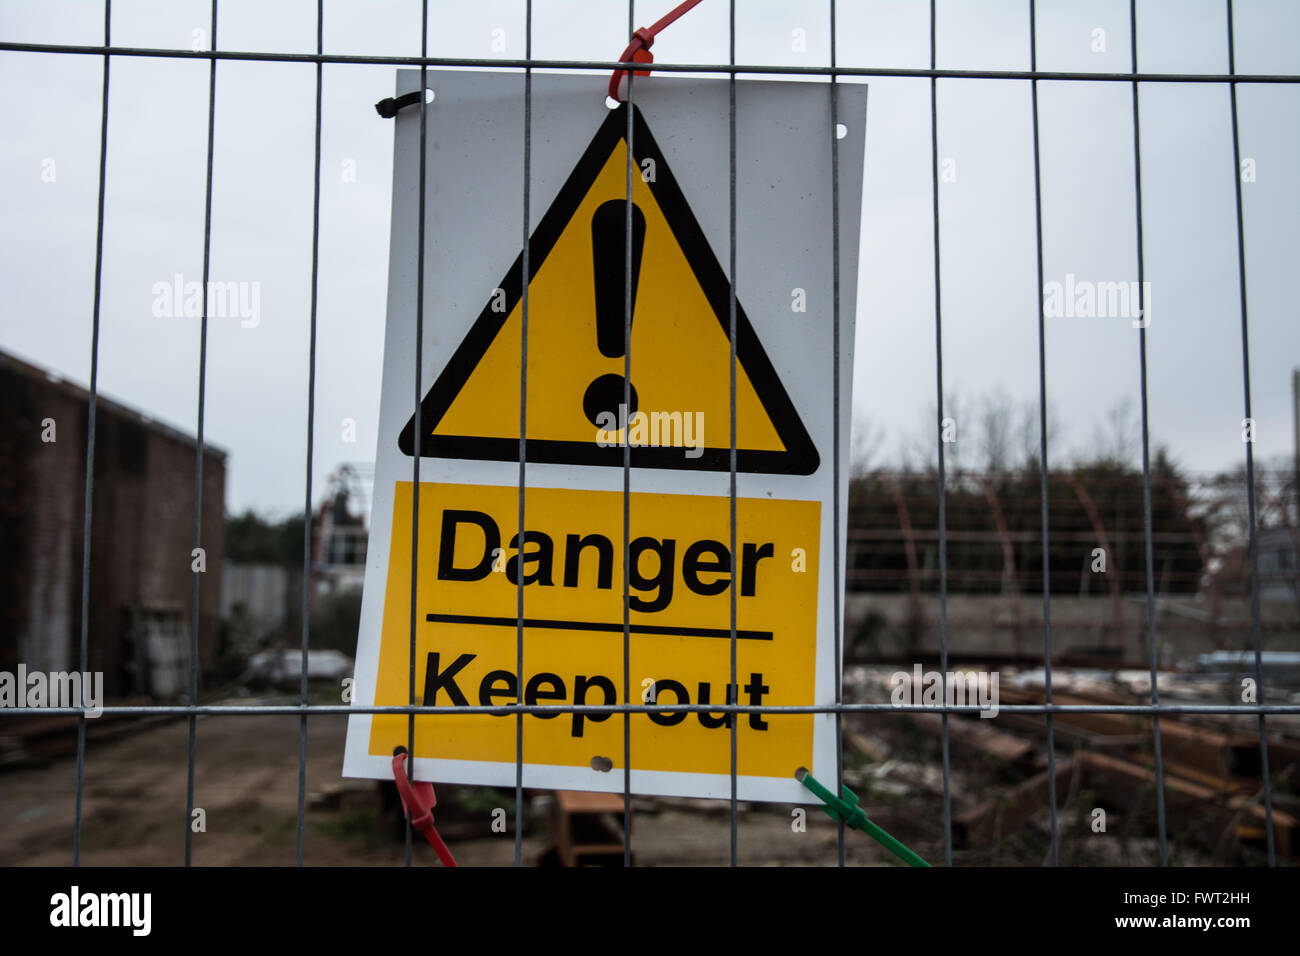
xmin=1 ymin=0 xmax=1297 ymax=516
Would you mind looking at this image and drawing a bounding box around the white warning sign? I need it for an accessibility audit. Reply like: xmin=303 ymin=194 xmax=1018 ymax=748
xmin=344 ymin=70 xmax=866 ymax=803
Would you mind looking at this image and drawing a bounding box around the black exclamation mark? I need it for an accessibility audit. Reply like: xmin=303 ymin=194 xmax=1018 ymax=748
xmin=583 ymin=199 xmax=646 ymax=428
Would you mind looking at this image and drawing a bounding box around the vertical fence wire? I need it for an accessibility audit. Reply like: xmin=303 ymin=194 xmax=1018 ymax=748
xmin=406 ymin=0 xmax=430 ymax=869
xmin=829 ymin=0 xmax=846 ymax=868
xmin=73 ymin=0 xmax=112 ymax=869
xmin=1027 ymin=0 xmax=1060 ymax=867
xmin=1225 ymin=0 xmax=1277 ymax=866
xmin=1128 ymin=0 xmax=1170 ymax=866
xmin=296 ymin=0 xmax=324 ymax=869
xmin=928 ymin=0 xmax=954 ymax=866
xmin=727 ymin=0 xmax=740 ymax=869
xmin=622 ymin=0 xmax=636 ymax=869
xmin=514 ymin=0 xmax=533 ymax=869
xmin=184 ymin=0 xmax=219 ymax=869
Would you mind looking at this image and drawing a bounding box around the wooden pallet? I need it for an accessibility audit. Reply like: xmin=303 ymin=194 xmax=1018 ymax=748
xmin=551 ymin=790 xmax=629 ymax=866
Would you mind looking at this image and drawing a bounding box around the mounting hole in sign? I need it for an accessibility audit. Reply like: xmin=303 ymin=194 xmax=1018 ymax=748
xmin=835 ymin=123 xmax=847 ymax=140
xmin=590 ymin=756 xmax=614 ymax=772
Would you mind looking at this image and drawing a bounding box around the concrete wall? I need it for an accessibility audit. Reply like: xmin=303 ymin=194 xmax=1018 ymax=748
xmin=220 ymin=561 xmax=299 ymax=654
xmin=846 ymin=592 xmax=1300 ymax=667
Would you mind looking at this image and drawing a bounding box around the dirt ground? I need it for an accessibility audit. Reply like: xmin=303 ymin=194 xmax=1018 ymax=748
xmin=3 ymin=690 xmax=1276 ymax=867
xmin=0 ymin=711 xmax=896 ymax=867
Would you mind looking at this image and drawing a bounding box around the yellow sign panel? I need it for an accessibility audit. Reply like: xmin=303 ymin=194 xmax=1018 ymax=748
xmin=369 ymin=482 xmax=820 ymax=777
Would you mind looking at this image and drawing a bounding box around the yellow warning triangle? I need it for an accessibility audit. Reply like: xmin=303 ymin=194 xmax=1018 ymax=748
xmin=399 ymin=103 xmax=818 ymax=475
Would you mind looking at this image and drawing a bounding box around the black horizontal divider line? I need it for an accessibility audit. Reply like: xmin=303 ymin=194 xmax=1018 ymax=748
xmin=426 ymin=613 xmax=772 ymax=641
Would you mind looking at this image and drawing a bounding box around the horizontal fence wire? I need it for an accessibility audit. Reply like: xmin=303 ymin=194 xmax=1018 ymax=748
xmin=6 ymin=0 xmax=1295 ymax=870
xmin=2 ymin=40 xmax=1300 ymax=81
xmin=6 ymin=704 xmax=1298 ymax=717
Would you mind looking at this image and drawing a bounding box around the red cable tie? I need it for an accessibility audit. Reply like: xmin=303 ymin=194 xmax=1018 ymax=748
xmin=608 ymin=0 xmax=707 ymax=102
xmin=392 ymin=750 xmax=458 ymax=867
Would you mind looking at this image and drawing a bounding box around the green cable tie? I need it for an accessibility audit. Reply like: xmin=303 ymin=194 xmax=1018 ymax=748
xmin=796 ymin=767 xmax=931 ymax=867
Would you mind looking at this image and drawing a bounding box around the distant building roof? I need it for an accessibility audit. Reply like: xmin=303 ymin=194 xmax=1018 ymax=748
xmin=0 ymin=348 xmax=227 ymax=459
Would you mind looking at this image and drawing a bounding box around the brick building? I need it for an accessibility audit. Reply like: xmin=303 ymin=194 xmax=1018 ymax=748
xmin=0 ymin=350 xmax=225 ymax=700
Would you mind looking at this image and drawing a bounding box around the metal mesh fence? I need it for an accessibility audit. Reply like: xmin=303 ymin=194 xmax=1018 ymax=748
xmin=1 ymin=0 xmax=1298 ymax=868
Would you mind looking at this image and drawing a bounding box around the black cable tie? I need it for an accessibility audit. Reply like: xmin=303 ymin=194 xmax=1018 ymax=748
xmin=375 ymin=89 xmax=425 ymax=118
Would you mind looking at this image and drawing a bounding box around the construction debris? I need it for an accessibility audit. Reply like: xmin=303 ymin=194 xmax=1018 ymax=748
xmin=850 ymin=663 xmax=1300 ymax=862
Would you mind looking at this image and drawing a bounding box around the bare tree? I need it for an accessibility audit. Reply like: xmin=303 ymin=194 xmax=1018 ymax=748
xmin=1088 ymin=396 xmax=1138 ymax=465
xmin=850 ymin=412 xmax=887 ymax=476
xmin=976 ymin=386 xmax=1014 ymax=475
xmin=901 ymin=388 xmax=965 ymax=475
xmin=1016 ymin=396 xmax=1063 ymax=469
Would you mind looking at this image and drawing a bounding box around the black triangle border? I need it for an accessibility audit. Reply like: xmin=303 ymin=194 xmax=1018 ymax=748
xmin=398 ymin=102 xmax=820 ymax=476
